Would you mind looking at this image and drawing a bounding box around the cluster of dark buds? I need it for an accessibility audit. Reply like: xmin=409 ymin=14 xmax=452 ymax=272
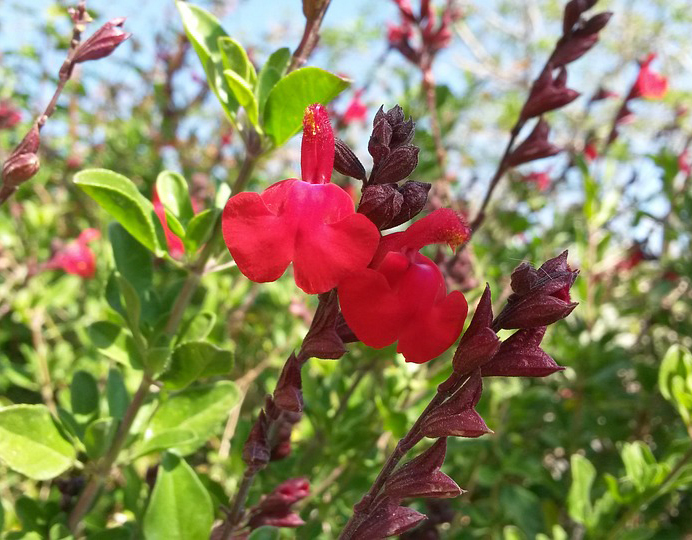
xmin=387 ymin=0 xmax=462 ymax=70
xmin=0 ymin=8 xmax=129 ymax=204
xmin=335 ymin=105 xmax=430 ymax=231
xmin=340 ymin=252 xmax=578 ymax=539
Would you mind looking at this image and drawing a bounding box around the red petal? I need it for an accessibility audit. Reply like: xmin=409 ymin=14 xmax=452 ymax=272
xmin=397 ymin=289 xmax=468 ymax=364
xmin=338 ymin=268 xmax=409 ymax=348
xmin=222 ymin=180 xmax=297 ymax=283
xmin=374 ymin=208 xmax=469 ymax=266
xmin=289 ymin=183 xmax=379 ymax=294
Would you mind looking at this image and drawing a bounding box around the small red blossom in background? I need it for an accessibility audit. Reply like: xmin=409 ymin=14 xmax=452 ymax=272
xmin=46 ymin=228 xmax=100 ymax=278
xmin=631 ymin=53 xmax=668 ymax=100
xmin=340 ymin=90 xmax=368 ymax=125
xmin=523 ymin=171 xmax=551 ymax=191
xmin=339 ymin=208 xmax=470 ymax=364
xmin=0 ymin=101 xmax=21 ymax=130
xmin=222 ymin=104 xmax=380 ymax=294
xmin=678 ymin=149 xmax=690 ymax=176
xmin=387 ymin=0 xmax=462 ymax=68
xmin=584 ymin=141 xmax=599 ymax=162
xmin=152 ymin=187 xmax=185 ymax=258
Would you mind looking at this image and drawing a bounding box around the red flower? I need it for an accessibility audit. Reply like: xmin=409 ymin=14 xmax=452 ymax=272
xmin=222 ymin=104 xmax=380 ymax=294
xmin=0 ymin=101 xmax=21 ymax=130
xmin=152 ymin=187 xmax=185 ymax=258
xmin=338 ymin=209 xmax=469 ymax=364
xmin=340 ymin=90 xmax=368 ymax=125
xmin=584 ymin=142 xmax=599 ymax=162
xmin=524 ymin=171 xmax=551 ymax=191
xmin=632 ymin=53 xmax=667 ymax=100
xmin=47 ymin=228 xmax=100 ymax=278
xmin=678 ymin=149 xmax=691 ymax=176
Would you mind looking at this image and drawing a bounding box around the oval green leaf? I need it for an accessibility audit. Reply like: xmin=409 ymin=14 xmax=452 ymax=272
xmin=143 ymin=453 xmax=213 ymax=540
xmin=0 ymin=405 xmax=76 ymax=480
xmin=263 ymin=67 xmax=350 ymax=146
xmin=148 ymin=381 xmax=240 ymax=455
xmin=74 ymin=169 xmax=164 ymax=256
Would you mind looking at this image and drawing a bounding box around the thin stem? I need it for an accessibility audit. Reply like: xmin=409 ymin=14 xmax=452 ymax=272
xmin=68 ymin=375 xmax=151 ymax=533
xmin=468 ymin=122 xmax=523 ymax=234
xmin=338 ymin=372 xmax=471 ymax=539
xmin=0 ymin=1 xmax=89 ymax=206
xmin=422 ymin=69 xmax=447 ymax=176
xmin=221 ymin=469 xmax=257 ymax=539
xmin=288 ymin=1 xmax=332 ymax=73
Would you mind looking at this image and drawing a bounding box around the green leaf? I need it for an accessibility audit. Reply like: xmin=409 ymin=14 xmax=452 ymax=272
xmin=147 ymin=381 xmax=240 ymax=455
xmin=263 ymin=67 xmax=350 ymax=146
xmin=107 ymin=368 xmax=131 ymax=420
xmin=0 ymin=405 xmax=76 ymax=480
xmin=84 ymin=417 xmax=117 ymax=460
xmin=257 ymin=47 xmax=290 ymax=116
xmin=74 ymin=169 xmax=164 ymax=256
xmin=87 ymin=321 xmax=132 ymax=367
xmin=658 ymin=344 xmax=692 ymax=426
xmin=145 ymin=347 xmax=172 ymax=378
xmin=223 ymin=69 xmax=259 ymax=128
xmin=179 ymin=311 xmax=217 ymax=343
xmin=156 ymin=171 xmax=194 ymax=225
xmin=117 ymin=275 xmax=142 ymax=337
xmin=184 ymin=208 xmax=219 ymax=253
xmin=109 ymin=222 xmax=153 ymax=295
xmin=132 ymin=429 xmax=198 ymax=458
xmin=175 ymin=1 xmax=239 ymax=123
xmin=143 ymin=453 xmax=213 ymax=540
xmin=568 ymin=454 xmax=596 ymax=527
xmin=218 ymin=36 xmax=256 ymax=85
xmin=162 ymin=341 xmax=234 ymax=390
xmin=70 ymin=370 xmax=99 ymax=416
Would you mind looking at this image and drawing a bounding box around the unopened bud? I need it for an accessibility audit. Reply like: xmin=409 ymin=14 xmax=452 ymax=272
xmin=242 ymin=410 xmax=270 ymax=469
xmin=73 ymin=17 xmax=131 ymax=64
xmin=370 ymin=144 xmax=419 ymax=184
xmin=334 ymin=138 xmax=366 ymax=180
xmin=273 ymin=353 xmax=303 ymax=413
xmin=482 ymin=327 xmax=564 ymax=378
xmin=2 ymin=152 xmax=40 ymax=189
xmin=506 ymin=119 xmax=561 ymax=168
xmin=353 ymin=496 xmax=427 ymax=539
xmin=302 ymin=0 xmax=330 ymax=21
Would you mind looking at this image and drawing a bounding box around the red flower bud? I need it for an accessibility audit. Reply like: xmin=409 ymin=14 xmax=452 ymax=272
xmin=0 ymin=101 xmax=21 ymax=130
xmin=46 ymin=229 xmax=100 ymax=279
xmin=370 ymin=144 xmax=419 ymax=185
xmin=242 ymin=411 xmax=270 ymax=469
xmin=152 ymin=187 xmax=185 ymax=258
xmin=506 ymin=119 xmax=561 ymax=168
xmin=494 ymin=251 xmax=578 ymax=331
xmin=301 ymin=290 xmax=346 ymax=359
xmin=334 ymin=138 xmax=367 ymax=181
xmin=2 ymin=152 xmax=40 ymax=190
xmin=273 ymin=353 xmax=304 ymax=413
xmin=352 ymin=496 xmax=427 ymax=539
xmin=521 ymin=65 xmax=580 ymax=120
xmin=385 ymin=439 xmax=462 ymax=500
xmin=452 ymin=285 xmax=501 ymax=374
xmin=422 ymin=370 xmax=491 ymax=438
xmin=482 ymin=327 xmax=564 ymax=377
xmin=358 ymin=184 xmax=404 ymax=229
xmin=247 ymin=477 xmax=309 ymax=530
xmin=72 ymin=17 xmax=131 ymax=64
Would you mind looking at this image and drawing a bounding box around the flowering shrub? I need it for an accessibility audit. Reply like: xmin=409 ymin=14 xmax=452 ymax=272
xmin=1 ymin=1 xmax=692 ymax=539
